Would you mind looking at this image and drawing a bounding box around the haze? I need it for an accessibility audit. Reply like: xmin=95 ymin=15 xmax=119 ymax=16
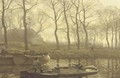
xmin=0 ymin=0 xmax=120 ymax=49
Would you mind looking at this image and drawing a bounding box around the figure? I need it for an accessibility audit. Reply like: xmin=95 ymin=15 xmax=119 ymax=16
xmin=41 ymin=53 xmax=50 ymax=71
xmin=32 ymin=58 xmax=42 ymax=73
xmin=30 ymin=50 xmax=35 ymax=55
xmin=41 ymin=53 xmax=50 ymax=65
xmin=0 ymin=44 xmax=6 ymax=56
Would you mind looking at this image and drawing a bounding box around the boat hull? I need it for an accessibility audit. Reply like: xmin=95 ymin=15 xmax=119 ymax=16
xmin=20 ymin=70 xmax=97 ymax=78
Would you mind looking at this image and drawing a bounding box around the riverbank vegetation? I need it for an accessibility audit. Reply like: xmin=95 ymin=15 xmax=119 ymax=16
xmin=4 ymin=42 xmax=120 ymax=59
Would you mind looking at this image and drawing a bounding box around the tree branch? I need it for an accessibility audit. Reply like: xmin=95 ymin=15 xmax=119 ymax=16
xmin=26 ymin=0 xmax=39 ymax=11
xmin=78 ymin=14 xmax=84 ymax=25
xmin=86 ymin=20 xmax=95 ymax=28
xmin=47 ymin=15 xmax=54 ymax=21
xmin=56 ymin=7 xmax=63 ymax=14
xmin=69 ymin=10 xmax=76 ymax=24
xmin=56 ymin=10 xmax=63 ymax=21
xmin=65 ymin=2 xmax=73 ymax=12
xmin=38 ymin=16 xmax=47 ymax=25
xmin=5 ymin=0 xmax=13 ymax=10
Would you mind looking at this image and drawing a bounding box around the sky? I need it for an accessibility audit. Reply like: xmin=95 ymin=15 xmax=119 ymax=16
xmin=100 ymin=0 xmax=120 ymax=8
xmin=1 ymin=0 xmax=120 ymax=43
xmin=41 ymin=0 xmax=120 ymax=42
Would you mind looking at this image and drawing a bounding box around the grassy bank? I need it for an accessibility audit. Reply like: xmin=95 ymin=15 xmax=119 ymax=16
xmin=6 ymin=48 xmax=120 ymax=59
xmin=2 ymin=42 xmax=120 ymax=59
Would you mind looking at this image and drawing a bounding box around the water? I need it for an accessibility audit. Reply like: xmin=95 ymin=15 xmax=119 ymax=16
xmin=48 ymin=59 xmax=106 ymax=78
xmin=0 ymin=59 xmax=118 ymax=78
xmin=48 ymin=59 xmax=119 ymax=78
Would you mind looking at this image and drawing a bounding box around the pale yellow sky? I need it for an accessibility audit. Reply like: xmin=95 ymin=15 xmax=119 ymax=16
xmin=42 ymin=0 xmax=120 ymax=42
xmin=100 ymin=0 xmax=120 ymax=8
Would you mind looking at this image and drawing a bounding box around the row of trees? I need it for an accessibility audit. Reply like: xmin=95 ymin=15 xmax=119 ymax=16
xmin=0 ymin=0 xmax=120 ymax=50
xmin=97 ymin=7 xmax=120 ymax=49
xmin=49 ymin=0 xmax=97 ymax=49
xmin=46 ymin=0 xmax=120 ymax=49
xmin=0 ymin=0 xmax=45 ymax=50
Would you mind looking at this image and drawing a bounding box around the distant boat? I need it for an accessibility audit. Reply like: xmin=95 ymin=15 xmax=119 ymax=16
xmin=0 ymin=52 xmax=50 ymax=66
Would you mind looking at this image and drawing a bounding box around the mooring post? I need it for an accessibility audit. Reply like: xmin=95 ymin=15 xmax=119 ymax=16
xmin=85 ymin=58 xmax=88 ymax=65
xmin=115 ymin=58 xmax=118 ymax=70
xmin=68 ymin=59 xmax=71 ymax=67
xmin=78 ymin=59 xmax=80 ymax=64
xmin=107 ymin=58 xmax=110 ymax=78
xmin=56 ymin=59 xmax=60 ymax=67
xmin=111 ymin=58 xmax=114 ymax=78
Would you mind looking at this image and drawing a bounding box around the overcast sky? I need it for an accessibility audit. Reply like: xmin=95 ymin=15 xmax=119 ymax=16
xmin=41 ymin=0 xmax=120 ymax=42
xmin=100 ymin=0 xmax=120 ymax=8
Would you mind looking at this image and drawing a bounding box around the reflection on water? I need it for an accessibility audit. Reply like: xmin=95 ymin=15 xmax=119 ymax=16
xmin=0 ymin=66 xmax=32 ymax=78
xmin=0 ymin=59 xmax=114 ymax=78
xmin=0 ymin=73 xmax=19 ymax=78
xmin=48 ymin=59 xmax=107 ymax=78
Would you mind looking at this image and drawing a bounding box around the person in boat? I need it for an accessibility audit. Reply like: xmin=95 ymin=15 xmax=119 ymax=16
xmin=32 ymin=57 xmax=43 ymax=73
xmin=39 ymin=53 xmax=50 ymax=71
xmin=41 ymin=53 xmax=50 ymax=65
xmin=73 ymin=63 xmax=85 ymax=70
xmin=30 ymin=50 xmax=35 ymax=55
xmin=0 ymin=43 xmax=6 ymax=56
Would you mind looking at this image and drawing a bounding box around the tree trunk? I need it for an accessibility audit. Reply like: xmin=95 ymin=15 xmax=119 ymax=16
xmin=76 ymin=7 xmax=80 ymax=49
xmin=1 ymin=0 xmax=8 ymax=48
xmin=63 ymin=1 xmax=71 ymax=50
xmin=115 ymin=28 xmax=118 ymax=49
xmin=119 ymin=31 xmax=120 ymax=49
xmin=93 ymin=35 xmax=96 ymax=47
xmin=54 ymin=21 xmax=59 ymax=50
xmin=111 ymin=59 xmax=114 ymax=78
xmin=107 ymin=59 xmax=110 ymax=78
xmin=111 ymin=27 xmax=114 ymax=48
xmin=23 ymin=0 xmax=28 ymax=50
xmin=106 ymin=30 xmax=110 ymax=48
xmin=83 ymin=9 xmax=88 ymax=48
xmin=52 ymin=3 xmax=60 ymax=50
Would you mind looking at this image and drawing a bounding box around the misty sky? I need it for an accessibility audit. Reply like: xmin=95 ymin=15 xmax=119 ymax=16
xmin=101 ymin=0 xmax=120 ymax=8
xmin=41 ymin=0 xmax=120 ymax=42
xmin=1 ymin=0 xmax=120 ymax=43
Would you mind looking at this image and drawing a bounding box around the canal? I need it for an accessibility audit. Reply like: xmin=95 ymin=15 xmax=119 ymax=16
xmin=0 ymin=58 xmax=119 ymax=78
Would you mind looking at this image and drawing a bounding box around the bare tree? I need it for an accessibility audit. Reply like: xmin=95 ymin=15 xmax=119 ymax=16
xmin=34 ymin=13 xmax=48 ymax=37
xmin=98 ymin=12 xmax=110 ymax=48
xmin=17 ymin=14 xmax=23 ymax=29
xmin=97 ymin=7 xmax=117 ymax=48
xmin=62 ymin=0 xmax=72 ymax=49
xmin=88 ymin=25 xmax=101 ymax=47
xmin=1 ymin=0 xmax=13 ymax=48
xmin=5 ymin=9 xmax=16 ymax=30
xmin=50 ymin=0 xmax=63 ymax=49
xmin=111 ymin=8 xmax=120 ymax=49
xmin=109 ymin=9 xmax=120 ymax=49
xmin=114 ymin=16 xmax=119 ymax=48
xmin=70 ymin=0 xmax=81 ymax=49
xmin=79 ymin=0 xmax=96 ymax=48
xmin=22 ymin=0 xmax=39 ymax=50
